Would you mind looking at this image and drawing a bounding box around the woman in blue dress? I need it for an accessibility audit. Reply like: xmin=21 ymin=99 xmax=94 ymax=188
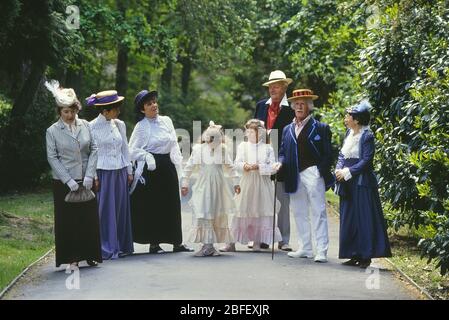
xmin=335 ymin=100 xmax=392 ymax=268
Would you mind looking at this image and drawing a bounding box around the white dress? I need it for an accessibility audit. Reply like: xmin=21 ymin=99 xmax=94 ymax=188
xmin=182 ymin=143 xmax=238 ymax=244
xmin=232 ymin=141 xmax=282 ymax=244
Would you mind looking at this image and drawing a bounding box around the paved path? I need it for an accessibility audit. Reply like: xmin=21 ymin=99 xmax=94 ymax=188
xmin=3 ymin=202 xmax=419 ymax=300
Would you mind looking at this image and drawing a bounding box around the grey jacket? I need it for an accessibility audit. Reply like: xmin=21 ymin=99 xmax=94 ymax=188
xmin=46 ymin=118 xmax=98 ymax=184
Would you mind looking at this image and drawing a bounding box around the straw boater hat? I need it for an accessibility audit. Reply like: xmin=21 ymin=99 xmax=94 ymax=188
xmin=85 ymin=90 xmax=124 ymax=107
xmin=262 ymin=70 xmax=293 ymax=87
xmin=44 ymin=80 xmax=80 ymax=109
xmin=287 ymin=89 xmax=319 ymax=101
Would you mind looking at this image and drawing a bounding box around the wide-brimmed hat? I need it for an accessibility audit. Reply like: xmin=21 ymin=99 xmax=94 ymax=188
xmin=346 ymin=99 xmax=372 ymax=114
xmin=44 ymin=80 xmax=80 ymax=109
xmin=85 ymin=90 xmax=124 ymax=107
xmin=262 ymin=70 xmax=293 ymax=87
xmin=134 ymin=89 xmax=158 ymax=109
xmin=287 ymin=89 xmax=319 ymax=101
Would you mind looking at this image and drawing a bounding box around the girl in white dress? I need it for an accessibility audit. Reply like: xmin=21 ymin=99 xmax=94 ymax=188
xmin=221 ymin=119 xmax=282 ymax=252
xmin=181 ymin=121 xmax=239 ymax=257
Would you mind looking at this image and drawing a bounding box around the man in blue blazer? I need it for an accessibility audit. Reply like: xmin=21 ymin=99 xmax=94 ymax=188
xmin=278 ymin=89 xmax=335 ymax=263
xmin=254 ymin=70 xmax=295 ymax=251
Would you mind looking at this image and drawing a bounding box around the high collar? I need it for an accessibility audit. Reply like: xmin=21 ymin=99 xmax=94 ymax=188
xmin=247 ymin=139 xmax=265 ymax=146
xmin=265 ymin=94 xmax=289 ymax=107
xmin=97 ymin=113 xmax=110 ymax=123
xmin=58 ymin=116 xmax=81 ymax=129
xmin=145 ymin=115 xmax=161 ymax=123
xmin=349 ymin=125 xmax=369 ymax=136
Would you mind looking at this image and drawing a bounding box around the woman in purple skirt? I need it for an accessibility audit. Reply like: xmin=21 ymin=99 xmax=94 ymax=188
xmin=87 ymin=90 xmax=134 ymax=259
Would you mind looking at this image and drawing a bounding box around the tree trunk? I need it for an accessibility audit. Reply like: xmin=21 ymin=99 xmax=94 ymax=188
xmin=180 ymin=56 xmax=192 ymax=97
xmin=65 ymin=68 xmax=82 ymax=94
xmin=115 ymin=0 xmax=128 ymax=118
xmin=161 ymin=60 xmax=173 ymax=96
xmin=115 ymin=45 xmax=129 ymax=97
xmin=11 ymin=61 xmax=46 ymax=119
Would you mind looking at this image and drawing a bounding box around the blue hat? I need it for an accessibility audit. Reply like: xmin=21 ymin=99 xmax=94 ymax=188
xmin=134 ymin=89 xmax=158 ymax=110
xmin=346 ymin=99 xmax=372 ymax=114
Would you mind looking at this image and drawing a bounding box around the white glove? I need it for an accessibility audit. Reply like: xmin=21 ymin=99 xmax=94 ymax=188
xmin=67 ymin=179 xmax=79 ymax=192
xmin=83 ymin=176 xmax=93 ymax=190
xmin=273 ymin=162 xmax=282 ymax=172
xmin=145 ymin=154 xmax=156 ymax=171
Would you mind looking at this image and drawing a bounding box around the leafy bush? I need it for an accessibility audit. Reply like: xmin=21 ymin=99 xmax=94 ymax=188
xmin=419 ymin=216 xmax=449 ymax=276
xmin=0 ymin=88 xmax=55 ymax=192
xmin=361 ymin=0 xmax=449 ymax=274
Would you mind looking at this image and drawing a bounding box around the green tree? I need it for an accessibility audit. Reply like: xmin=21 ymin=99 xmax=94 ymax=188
xmin=361 ymin=0 xmax=449 ymax=274
xmin=0 ymin=0 xmax=79 ymax=192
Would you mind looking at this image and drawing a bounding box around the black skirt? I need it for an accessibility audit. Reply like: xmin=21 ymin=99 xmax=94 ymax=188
xmin=130 ymin=153 xmax=182 ymax=244
xmin=53 ymin=180 xmax=102 ymax=267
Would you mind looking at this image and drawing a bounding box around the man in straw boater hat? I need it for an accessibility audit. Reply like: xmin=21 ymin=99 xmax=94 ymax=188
xmin=253 ymin=70 xmax=295 ymax=252
xmin=276 ymin=88 xmax=335 ymax=263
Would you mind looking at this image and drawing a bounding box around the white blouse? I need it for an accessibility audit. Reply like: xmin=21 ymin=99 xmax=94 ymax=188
xmin=234 ymin=141 xmax=277 ymax=175
xmin=90 ymin=114 xmax=132 ymax=174
xmin=129 ymin=115 xmax=183 ymax=173
xmin=338 ymin=126 xmax=370 ymax=180
xmin=181 ymin=143 xmax=239 ymax=188
xmin=62 ymin=119 xmax=77 ymax=138
xmin=340 ymin=126 xmax=369 ymax=159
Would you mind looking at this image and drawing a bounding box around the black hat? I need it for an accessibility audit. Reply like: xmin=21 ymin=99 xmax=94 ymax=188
xmin=134 ymin=89 xmax=158 ymax=110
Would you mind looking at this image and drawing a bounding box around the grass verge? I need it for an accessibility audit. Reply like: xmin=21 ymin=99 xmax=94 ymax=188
xmin=0 ymin=190 xmax=54 ymax=293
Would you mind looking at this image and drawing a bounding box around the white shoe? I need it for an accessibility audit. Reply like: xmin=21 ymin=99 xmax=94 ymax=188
xmin=288 ymin=250 xmax=314 ymax=258
xmin=219 ymin=243 xmax=236 ymax=252
xmin=314 ymin=253 xmax=328 ymax=263
xmin=252 ymin=242 xmax=261 ymax=252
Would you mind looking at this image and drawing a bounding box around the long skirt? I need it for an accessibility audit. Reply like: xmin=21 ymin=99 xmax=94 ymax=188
xmin=339 ymin=173 xmax=392 ymax=260
xmin=188 ymin=164 xmax=234 ymax=244
xmin=231 ymin=171 xmax=282 ymax=244
xmin=130 ymin=153 xmax=182 ymax=244
xmin=53 ymin=180 xmax=102 ymax=267
xmin=97 ymin=168 xmax=134 ymax=259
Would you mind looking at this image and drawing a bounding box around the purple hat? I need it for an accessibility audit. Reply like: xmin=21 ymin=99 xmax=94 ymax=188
xmin=85 ymin=90 xmax=124 ymax=107
xmin=134 ymin=89 xmax=158 ymax=109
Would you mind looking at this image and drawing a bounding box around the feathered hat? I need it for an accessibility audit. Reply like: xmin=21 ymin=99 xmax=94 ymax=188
xmin=44 ymin=80 xmax=80 ymax=109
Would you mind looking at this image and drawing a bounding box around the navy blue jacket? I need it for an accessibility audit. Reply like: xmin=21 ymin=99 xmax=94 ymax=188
xmin=335 ymin=129 xmax=378 ymax=196
xmin=254 ymin=98 xmax=295 ymax=182
xmin=254 ymin=98 xmax=295 ymax=150
xmin=279 ymin=118 xmax=335 ymax=193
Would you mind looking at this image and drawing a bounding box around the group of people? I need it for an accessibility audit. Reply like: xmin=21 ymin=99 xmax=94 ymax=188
xmin=45 ymin=69 xmax=391 ymax=270
xmin=45 ymin=82 xmax=192 ymax=269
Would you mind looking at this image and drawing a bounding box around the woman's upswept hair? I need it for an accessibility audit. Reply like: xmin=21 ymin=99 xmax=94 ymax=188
xmin=350 ymin=111 xmax=371 ymax=126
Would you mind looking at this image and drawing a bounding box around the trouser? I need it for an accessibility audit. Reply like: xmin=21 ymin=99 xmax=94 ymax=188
xmin=276 ymin=181 xmax=290 ymax=244
xmin=290 ymin=166 xmax=329 ymax=255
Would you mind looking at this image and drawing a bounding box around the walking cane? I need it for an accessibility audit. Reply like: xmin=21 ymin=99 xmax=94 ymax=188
xmin=272 ymin=173 xmax=277 ymax=260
